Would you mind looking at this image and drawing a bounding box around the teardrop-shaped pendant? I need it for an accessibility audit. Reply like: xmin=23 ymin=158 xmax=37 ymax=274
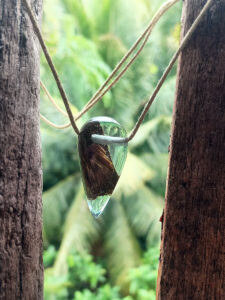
xmin=78 ymin=116 xmax=127 ymax=217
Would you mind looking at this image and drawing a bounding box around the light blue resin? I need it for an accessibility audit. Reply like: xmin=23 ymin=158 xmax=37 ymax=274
xmin=83 ymin=117 xmax=127 ymax=218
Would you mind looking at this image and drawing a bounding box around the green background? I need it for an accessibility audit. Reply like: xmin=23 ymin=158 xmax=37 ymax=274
xmin=40 ymin=0 xmax=182 ymax=299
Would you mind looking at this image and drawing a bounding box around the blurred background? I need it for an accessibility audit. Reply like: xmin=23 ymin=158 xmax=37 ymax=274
xmin=40 ymin=0 xmax=182 ymax=299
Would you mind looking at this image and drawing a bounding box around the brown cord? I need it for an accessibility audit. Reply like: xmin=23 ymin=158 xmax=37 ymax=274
xmin=22 ymin=0 xmax=79 ymax=135
xmin=23 ymin=0 xmax=214 ymax=142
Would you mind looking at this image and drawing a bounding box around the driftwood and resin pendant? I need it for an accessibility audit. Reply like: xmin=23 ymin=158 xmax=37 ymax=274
xmin=78 ymin=116 xmax=127 ymax=217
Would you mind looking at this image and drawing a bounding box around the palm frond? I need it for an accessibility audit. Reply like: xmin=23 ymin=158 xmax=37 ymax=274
xmin=114 ymin=152 xmax=155 ymax=199
xmin=148 ymin=76 xmax=176 ymax=118
xmin=129 ymin=116 xmax=171 ymax=151
xmin=43 ymin=175 xmax=79 ymax=245
xmin=122 ymin=185 xmax=163 ymax=246
xmin=63 ymin=0 xmax=94 ymax=38
xmin=97 ymin=33 xmax=127 ymax=68
xmin=142 ymin=153 xmax=169 ymax=197
xmin=103 ymin=201 xmax=141 ymax=292
xmin=41 ymin=127 xmax=80 ymax=190
xmin=53 ymin=184 xmax=100 ymax=275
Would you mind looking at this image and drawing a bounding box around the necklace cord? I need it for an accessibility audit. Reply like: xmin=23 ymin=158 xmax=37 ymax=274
xmin=23 ymin=0 xmax=213 ymax=141
xmin=40 ymin=81 xmax=69 ymax=117
xmin=127 ymin=0 xmax=213 ymax=142
xmin=90 ymin=0 xmax=214 ymax=145
xmin=22 ymin=0 xmax=80 ymax=135
xmin=40 ymin=113 xmax=71 ymax=129
xmin=22 ymin=0 xmax=179 ymax=131
xmin=76 ymin=0 xmax=180 ymax=119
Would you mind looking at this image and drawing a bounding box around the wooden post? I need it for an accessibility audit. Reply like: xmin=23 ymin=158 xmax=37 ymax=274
xmin=0 ymin=1 xmax=43 ymax=299
xmin=157 ymin=0 xmax=225 ymax=299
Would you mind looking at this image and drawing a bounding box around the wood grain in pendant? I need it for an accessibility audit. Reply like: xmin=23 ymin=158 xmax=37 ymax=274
xmin=78 ymin=120 xmax=119 ymax=200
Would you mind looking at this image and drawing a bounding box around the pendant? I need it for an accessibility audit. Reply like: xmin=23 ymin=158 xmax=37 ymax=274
xmin=78 ymin=116 xmax=127 ymax=217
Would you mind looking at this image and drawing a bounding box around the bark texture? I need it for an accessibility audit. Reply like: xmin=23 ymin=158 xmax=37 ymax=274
xmin=0 ymin=1 xmax=43 ymax=299
xmin=157 ymin=0 xmax=225 ymax=299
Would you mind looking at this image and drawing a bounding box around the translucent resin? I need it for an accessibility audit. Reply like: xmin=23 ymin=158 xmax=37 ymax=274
xmin=78 ymin=116 xmax=127 ymax=217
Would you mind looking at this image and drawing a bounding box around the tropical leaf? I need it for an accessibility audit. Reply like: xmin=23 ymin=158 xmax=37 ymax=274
xmin=114 ymin=152 xmax=155 ymax=199
xmin=43 ymin=175 xmax=79 ymax=245
xmin=44 ymin=268 xmax=69 ymax=300
xmin=122 ymin=186 xmax=163 ymax=246
xmin=129 ymin=116 xmax=171 ymax=150
xmin=148 ymin=76 xmax=176 ymax=119
xmin=98 ymin=33 xmax=127 ymax=68
xmin=41 ymin=127 xmax=80 ymax=190
xmin=42 ymin=0 xmax=66 ymax=50
xmin=63 ymin=0 xmax=95 ymax=38
xmin=53 ymin=184 xmax=100 ymax=275
xmin=40 ymin=85 xmax=79 ymax=124
xmin=142 ymin=153 xmax=169 ymax=197
xmin=103 ymin=201 xmax=141 ymax=292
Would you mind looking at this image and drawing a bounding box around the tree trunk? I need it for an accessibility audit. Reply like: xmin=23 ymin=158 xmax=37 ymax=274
xmin=0 ymin=1 xmax=43 ymax=299
xmin=157 ymin=0 xmax=225 ymax=299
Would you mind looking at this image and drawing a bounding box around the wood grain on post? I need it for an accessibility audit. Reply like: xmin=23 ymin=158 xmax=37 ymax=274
xmin=157 ymin=0 xmax=225 ymax=299
xmin=0 ymin=0 xmax=43 ymax=299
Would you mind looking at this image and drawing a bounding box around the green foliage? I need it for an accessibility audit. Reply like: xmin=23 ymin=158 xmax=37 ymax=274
xmin=44 ymin=245 xmax=57 ymax=268
xmin=41 ymin=128 xmax=79 ymax=191
xmin=44 ymin=270 xmax=69 ymax=300
xmin=43 ymin=175 xmax=79 ymax=246
xmin=103 ymin=201 xmax=142 ymax=291
xmin=44 ymin=250 xmax=158 ymax=300
xmin=41 ymin=0 xmax=182 ymax=298
xmin=53 ymin=185 xmax=100 ymax=275
xmin=129 ymin=248 xmax=159 ymax=300
xmin=73 ymin=285 xmax=133 ymax=300
xmin=67 ymin=252 xmax=106 ymax=290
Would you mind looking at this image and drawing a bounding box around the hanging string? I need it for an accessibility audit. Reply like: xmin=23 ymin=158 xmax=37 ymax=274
xmin=40 ymin=81 xmax=71 ymax=129
xmin=127 ymin=0 xmax=214 ymax=142
xmin=22 ymin=0 xmax=80 ymax=135
xmin=40 ymin=81 xmax=68 ymax=117
xmin=92 ymin=0 xmax=214 ymax=144
xmin=40 ymin=113 xmax=71 ymax=129
xmin=23 ymin=0 xmax=179 ymax=130
xmin=40 ymin=0 xmax=179 ymax=127
xmin=76 ymin=0 xmax=180 ymax=118
xmin=23 ymin=0 xmax=213 ymax=142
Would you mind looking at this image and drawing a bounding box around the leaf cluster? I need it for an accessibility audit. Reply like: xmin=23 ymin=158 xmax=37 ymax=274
xmin=44 ymin=249 xmax=158 ymax=300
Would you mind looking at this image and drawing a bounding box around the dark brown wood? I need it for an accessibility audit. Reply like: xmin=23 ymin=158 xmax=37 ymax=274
xmin=78 ymin=119 xmax=119 ymax=199
xmin=0 ymin=1 xmax=43 ymax=299
xmin=157 ymin=0 xmax=225 ymax=299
